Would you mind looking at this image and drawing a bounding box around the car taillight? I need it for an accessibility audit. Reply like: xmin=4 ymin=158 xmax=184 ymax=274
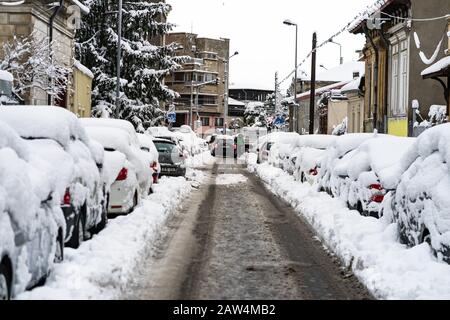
xmin=371 ymin=194 xmax=384 ymax=203
xmin=309 ymin=167 xmax=318 ymax=176
xmin=151 ymin=161 xmax=158 ymax=170
xmin=63 ymin=188 xmax=71 ymax=205
xmin=116 ymin=168 xmax=128 ymax=181
xmin=233 ymin=144 xmax=237 ymax=150
xmin=369 ymin=184 xmax=383 ymax=191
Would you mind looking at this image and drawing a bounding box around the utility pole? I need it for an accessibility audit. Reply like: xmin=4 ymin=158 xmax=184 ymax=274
xmin=274 ymin=72 xmax=278 ymax=114
xmin=115 ymin=0 xmax=122 ymax=118
xmin=190 ymin=79 xmax=194 ymax=128
xmin=309 ymin=32 xmax=317 ymax=135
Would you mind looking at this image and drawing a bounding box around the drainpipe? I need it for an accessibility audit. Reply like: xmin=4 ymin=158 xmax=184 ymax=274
xmin=363 ymin=24 xmax=379 ymax=132
xmin=380 ymin=29 xmax=390 ymax=134
xmin=48 ymin=0 xmax=64 ymax=105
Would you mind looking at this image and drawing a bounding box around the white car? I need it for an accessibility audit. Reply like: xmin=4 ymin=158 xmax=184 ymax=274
xmin=0 ymin=106 xmax=107 ymax=249
xmin=137 ymin=133 xmax=160 ymax=185
xmin=83 ymin=126 xmax=142 ymax=215
xmin=0 ymin=121 xmax=65 ymax=299
xmin=80 ymin=118 xmax=153 ymax=198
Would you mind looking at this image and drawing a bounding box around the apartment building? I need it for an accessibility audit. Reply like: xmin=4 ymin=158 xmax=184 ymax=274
xmin=165 ymin=32 xmax=229 ymax=133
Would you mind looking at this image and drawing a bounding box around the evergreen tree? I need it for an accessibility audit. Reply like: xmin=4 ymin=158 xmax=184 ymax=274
xmin=75 ymin=0 xmax=185 ymax=132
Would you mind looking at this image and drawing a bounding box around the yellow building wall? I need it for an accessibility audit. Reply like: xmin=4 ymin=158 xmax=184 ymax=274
xmin=388 ymin=118 xmax=408 ymax=137
xmin=72 ymin=68 xmax=92 ymax=118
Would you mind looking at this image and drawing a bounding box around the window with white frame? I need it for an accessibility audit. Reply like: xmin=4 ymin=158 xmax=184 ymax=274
xmin=390 ymin=36 xmax=409 ymax=116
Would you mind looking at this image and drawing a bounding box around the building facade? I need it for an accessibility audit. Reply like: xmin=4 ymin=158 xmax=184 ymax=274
xmin=165 ymin=32 xmax=229 ymax=133
xmin=0 ymin=0 xmax=89 ymax=108
xmin=351 ymin=0 xmax=449 ymax=137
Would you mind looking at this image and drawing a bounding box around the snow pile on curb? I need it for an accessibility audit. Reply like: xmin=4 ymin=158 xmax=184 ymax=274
xmin=16 ymin=171 xmax=205 ymax=300
xmin=185 ymin=150 xmax=216 ymax=169
xmin=250 ymin=162 xmax=450 ymax=300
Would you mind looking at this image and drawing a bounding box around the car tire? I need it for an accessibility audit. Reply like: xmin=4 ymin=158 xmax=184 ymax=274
xmin=54 ymin=229 xmax=64 ymax=263
xmin=0 ymin=260 xmax=12 ymax=300
xmin=66 ymin=211 xmax=84 ymax=249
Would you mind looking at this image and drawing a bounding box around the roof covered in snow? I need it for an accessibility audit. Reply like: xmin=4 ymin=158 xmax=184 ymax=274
xmin=315 ymin=61 xmax=365 ymax=82
xmin=228 ymin=97 xmax=246 ymax=106
xmin=0 ymin=70 xmax=13 ymax=82
xmin=421 ymin=56 xmax=450 ymax=78
xmin=341 ymin=76 xmax=364 ymax=93
xmin=74 ymin=60 xmax=94 ymax=79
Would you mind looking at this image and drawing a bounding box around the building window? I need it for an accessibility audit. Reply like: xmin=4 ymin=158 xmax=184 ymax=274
xmin=201 ymin=117 xmax=210 ymax=126
xmin=390 ymin=37 xmax=409 ymax=116
xmin=215 ymin=118 xmax=224 ymax=127
xmin=174 ymin=73 xmax=184 ymax=82
xmin=367 ymin=63 xmax=373 ymax=119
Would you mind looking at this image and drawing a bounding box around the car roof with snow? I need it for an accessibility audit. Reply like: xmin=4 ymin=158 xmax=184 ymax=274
xmin=80 ymin=118 xmax=139 ymax=146
xmin=0 ymin=105 xmax=89 ymax=147
xmin=84 ymin=126 xmax=132 ymax=154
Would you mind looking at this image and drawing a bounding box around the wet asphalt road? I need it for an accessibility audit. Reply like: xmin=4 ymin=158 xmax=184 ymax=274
xmin=122 ymin=161 xmax=372 ymax=300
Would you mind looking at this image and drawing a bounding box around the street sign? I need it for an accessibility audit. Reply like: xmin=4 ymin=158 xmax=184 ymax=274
xmin=167 ymin=112 xmax=176 ymax=123
xmin=274 ymin=116 xmax=285 ymax=126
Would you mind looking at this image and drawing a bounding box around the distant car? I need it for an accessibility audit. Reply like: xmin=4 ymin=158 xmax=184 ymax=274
xmin=137 ymin=133 xmax=161 ymax=185
xmin=0 ymin=121 xmax=65 ymax=300
xmin=390 ymin=124 xmax=450 ymax=263
xmin=0 ymin=106 xmax=107 ymax=249
xmin=257 ymin=141 xmax=273 ymax=163
xmin=211 ymin=135 xmax=237 ymax=158
xmin=83 ymin=126 xmax=142 ymax=216
xmin=153 ymin=138 xmax=186 ymax=177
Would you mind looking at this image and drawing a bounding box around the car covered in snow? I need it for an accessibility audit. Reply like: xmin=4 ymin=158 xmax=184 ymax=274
xmin=257 ymin=132 xmax=299 ymax=164
xmin=80 ymin=118 xmax=153 ymax=198
xmin=82 ymin=126 xmax=144 ymax=215
xmin=318 ymin=133 xmax=415 ymax=218
xmin=0 ymin=106 xmax=107 ymax=249
xmin=137 ymin=133 xmax=161 ymax=185
xmin=292 ymin=135 xmax=337 ymax=184
xmin=0 ymin=121 xmax=65 ymax=299
xmin=389 ymin=124 xmax=450 ymax=263
xmin=153 ymin=138 xmax=186 ymax=177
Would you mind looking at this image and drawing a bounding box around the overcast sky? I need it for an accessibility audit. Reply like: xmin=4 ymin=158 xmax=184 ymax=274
xmin=166 ymin=0 xmax=376 ymax=92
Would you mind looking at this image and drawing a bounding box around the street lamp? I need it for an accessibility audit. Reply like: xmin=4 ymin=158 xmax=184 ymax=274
xmin=223 ymin=51 xmax=239 ymax=133
xmin=319 ymin=64 xmax=328 ymax=71
xmin=328 ymin=39 xmax=343 ymax=65
xmin=283 ymin=19 xmax=298 ymax=133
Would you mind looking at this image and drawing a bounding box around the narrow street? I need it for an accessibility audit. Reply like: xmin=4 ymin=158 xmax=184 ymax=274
xmin=122 ymin=162 xmax=372 ymax=300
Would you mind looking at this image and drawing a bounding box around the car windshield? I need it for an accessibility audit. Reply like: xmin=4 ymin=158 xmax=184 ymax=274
xmin=154 ymin=142 xmax=176 ymax=153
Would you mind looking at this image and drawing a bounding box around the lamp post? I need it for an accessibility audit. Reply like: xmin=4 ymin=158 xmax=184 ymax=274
xmin=283 ymin=19 xmax=298 ymax=133
xmin=115 ymin=0 xmax=123 ymax=118
xmin=223 ymin=51 xmax=239 ymax=133
xmin=328 ymin=39 xmax=343 ymax=65
xmin=319 ymin=64 xmax=328 ymax=71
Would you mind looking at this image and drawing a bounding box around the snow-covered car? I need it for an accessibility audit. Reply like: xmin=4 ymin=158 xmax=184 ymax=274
xmin=257 ymin=132 xmax=299 ymax=164
xmin=153 ymin=138 xmax=186 ymax=177
xmin=0 ymin=121 xmax=65 ymax=299
xmin=80 ymin=118 xmax=153 ymax=197
xmin=343 ymin=135 xmax=415 ymax=217
xmin=137 ymin=133 xmax=160 ymax=185
xmin=293 ymin=135 xmax=337 ymax=184
xmin=83 ymin=126 xmax=142 ymax=215
xmin=318 ymin=133 xmax=376 ymax=198
xmin=0 ymin=106 xmax=107 ymax=249
xmin=390 ymin=124 xmax=450 ymax=263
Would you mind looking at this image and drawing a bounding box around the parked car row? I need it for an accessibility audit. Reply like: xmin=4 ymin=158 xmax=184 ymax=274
xmin=258 ymin=126 xmax=450 ymax=264
xmin=0 ymin=106 xmax=189 ymax=299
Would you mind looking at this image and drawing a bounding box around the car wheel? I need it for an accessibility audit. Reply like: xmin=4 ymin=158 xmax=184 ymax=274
xmin=0 ymin=261 xmax=11 ymax=300
xmin=54 ymin=230 xmax=64 ymax=263
xmin=66 ymin=212 xmax=84 ymax=249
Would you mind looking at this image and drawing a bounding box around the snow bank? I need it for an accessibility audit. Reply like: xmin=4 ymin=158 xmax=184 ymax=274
xmin=250 ymin=162 xmax=450 ymax=300
xmin=0 ymin=70 xmax=13 ymax=82
xmin=16 ymin=171 xmax=206 ymax=300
